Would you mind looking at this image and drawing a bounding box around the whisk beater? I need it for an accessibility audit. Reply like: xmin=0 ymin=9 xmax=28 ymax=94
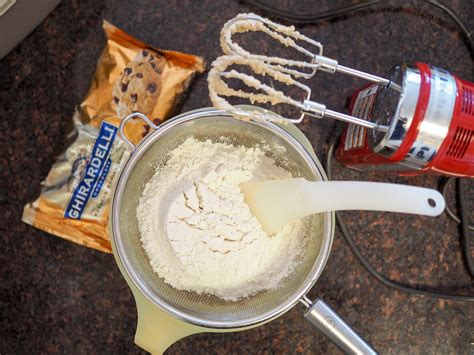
xmin=221 ymin=13 xmax=392 ymax=84
xmin=208 ymin=54 xmax=391 ymax=131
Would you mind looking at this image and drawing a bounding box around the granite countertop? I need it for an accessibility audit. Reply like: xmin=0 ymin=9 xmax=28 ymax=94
xmin=1 ymin=0 xmax=473 ymax=353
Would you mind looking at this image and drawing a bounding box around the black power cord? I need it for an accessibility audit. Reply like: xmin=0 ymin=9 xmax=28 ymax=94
xmin=425 ymin=0 xmax=474 ymax=61
xmin=241 ymin=0 xmax=474 ymax=299
xmin=440 ymin=178 xmax=474 ymax=231
xmin=440 ymin=177 xmax=474 ymax=277
xmin=240 ymin=0 xmax=383 ymax=23
xmin=457 ymin=179 xmax=474 ymax=277
xmin=240 ymin=0 xmax=474 ymax=60
xmin=325 ymin=137 xmax=474 ymax=302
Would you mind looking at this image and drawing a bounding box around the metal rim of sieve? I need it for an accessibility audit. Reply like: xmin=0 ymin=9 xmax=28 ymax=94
xmin=111 ymin=107 xmax=334 ymax=329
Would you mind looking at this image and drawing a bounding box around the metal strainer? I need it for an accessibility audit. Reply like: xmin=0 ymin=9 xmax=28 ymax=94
xmin=110 ymin=107 xmax=376 ymax=354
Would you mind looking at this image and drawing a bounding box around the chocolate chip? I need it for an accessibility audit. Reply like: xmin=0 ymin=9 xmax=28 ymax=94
xmin=142 ymin=50 xmax=149 ymax=57
xmin=150 ymin=63 xmax=156 ymax=69
xmin=147 ymin=83 xmax=157 ymax=93
xmin=131 ymin=94 xmax=138 ymax=103
xmin=113 ymin=96 xmax=119 ymax=104
xmin=124 ymin=67 xmax=132 ymax=75
xmin=121 ymin=83 xmax=128 ymax=92
xmin=142 ymin=124 xmax=151 ymax=137
xmin=136 ymin=73 xmax=143 ymax=78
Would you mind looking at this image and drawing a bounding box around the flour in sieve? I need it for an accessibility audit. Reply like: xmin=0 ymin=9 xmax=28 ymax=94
xmin=137 ymin=137 xmax=305 ymax=301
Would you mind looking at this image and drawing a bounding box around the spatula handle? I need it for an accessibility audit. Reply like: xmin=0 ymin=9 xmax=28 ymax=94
xmin=305 ymin=181 xmax=445 ymax=217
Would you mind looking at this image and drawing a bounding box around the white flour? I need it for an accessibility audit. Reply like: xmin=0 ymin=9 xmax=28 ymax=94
xmin=137 ymin=137 xmax=305 ymax=301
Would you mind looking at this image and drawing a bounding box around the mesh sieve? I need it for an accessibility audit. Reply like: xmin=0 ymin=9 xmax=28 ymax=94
xmin=111 ymin=108 xmax=334 ymax=329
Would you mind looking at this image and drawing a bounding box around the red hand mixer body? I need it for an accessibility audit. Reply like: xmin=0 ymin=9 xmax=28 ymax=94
xmin=336 ymin=63 xmax=474 ymax=177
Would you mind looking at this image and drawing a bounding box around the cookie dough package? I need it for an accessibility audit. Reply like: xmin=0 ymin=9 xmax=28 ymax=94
xmin=22 ymin=21 xmax=205 ymax=252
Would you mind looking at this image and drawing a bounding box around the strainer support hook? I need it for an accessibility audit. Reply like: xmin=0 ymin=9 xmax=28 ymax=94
xmin=119 ymin=112 xmax=160 ymax=151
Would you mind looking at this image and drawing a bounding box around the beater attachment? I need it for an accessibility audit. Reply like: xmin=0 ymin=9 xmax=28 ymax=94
xmin=209 ymin=13 xmax=396 ymax=132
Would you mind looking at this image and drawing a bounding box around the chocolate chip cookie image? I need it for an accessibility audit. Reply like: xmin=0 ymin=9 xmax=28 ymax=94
xmin=135 ymin=50 xmax=166 ymax=74
xmin=112 ymin=60 xmax=162 ymax=118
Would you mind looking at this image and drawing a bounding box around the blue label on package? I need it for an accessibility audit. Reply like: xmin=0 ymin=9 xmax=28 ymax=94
xmin=64 ymin=122 xmax=118 ymax=219
xmin=91 ymin=157 xmax=112 ymax=199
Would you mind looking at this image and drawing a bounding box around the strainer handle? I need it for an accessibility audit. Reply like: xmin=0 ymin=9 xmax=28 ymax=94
xmin=119 ymin=112 xmax=160 ymax=151
xmin=130 ymin=281 xmax=209 ymax=354
xmin=303 ymin=298 xmax=377 ymax=355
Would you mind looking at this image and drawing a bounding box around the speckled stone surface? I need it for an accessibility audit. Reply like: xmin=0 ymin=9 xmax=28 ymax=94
xmin=1 ymin=0 xmax=473 ymax=353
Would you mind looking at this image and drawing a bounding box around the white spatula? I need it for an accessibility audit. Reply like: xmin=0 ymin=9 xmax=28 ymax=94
xmin=241 ymin=178 xmax=446 ymax=235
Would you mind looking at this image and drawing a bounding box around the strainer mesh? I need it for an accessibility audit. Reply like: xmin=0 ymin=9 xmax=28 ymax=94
xmin=115 ymin=114 xmax=326 ymax=326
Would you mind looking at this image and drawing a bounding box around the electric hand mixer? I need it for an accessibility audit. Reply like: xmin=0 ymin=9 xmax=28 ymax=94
xmin=208 ymin=13 xmax=474 ymax=177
